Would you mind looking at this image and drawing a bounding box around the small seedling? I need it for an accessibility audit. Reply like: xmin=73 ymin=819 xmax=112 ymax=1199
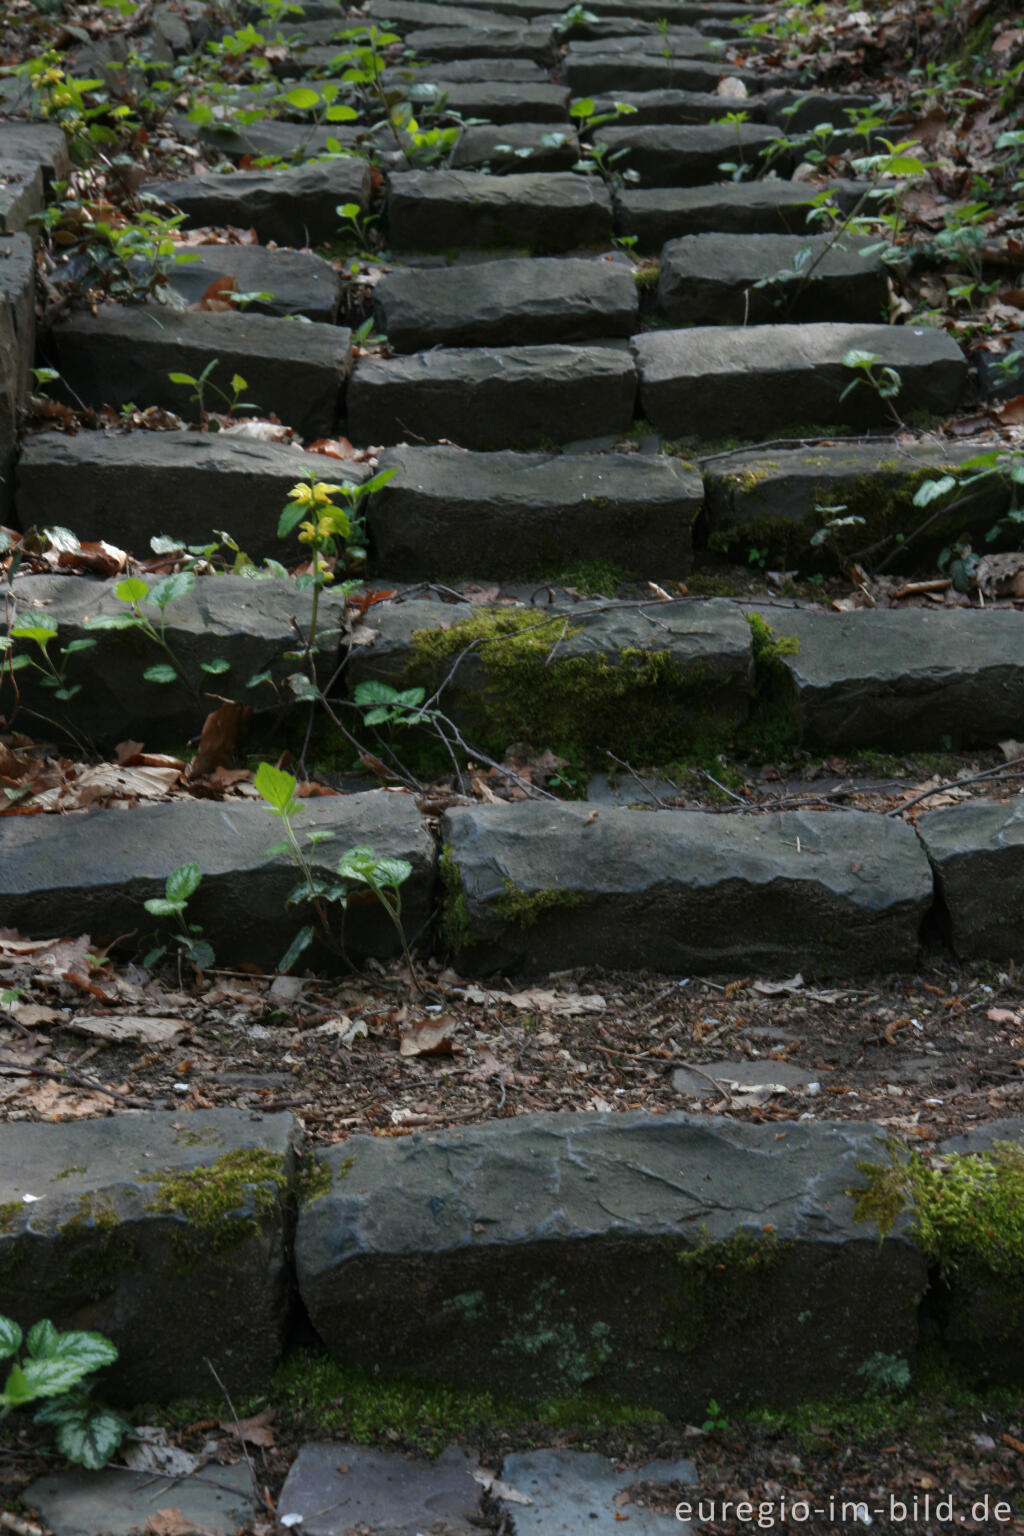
xmin=701 ymin=1397 xmax=728 ymax=1433
xmin=168 ymin=359 xmax=257 ymax=424
xmin=144 ymin=861 xmax=214 ymax=975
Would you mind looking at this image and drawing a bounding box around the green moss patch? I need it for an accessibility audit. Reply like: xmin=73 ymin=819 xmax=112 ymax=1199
xmin=494 ymin=883 xmax=586 ymax=929
xmin=143 ymin=1148 xmax=288 ymax=1265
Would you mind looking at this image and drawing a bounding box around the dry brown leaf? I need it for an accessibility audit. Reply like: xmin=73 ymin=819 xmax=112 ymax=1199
xmin=993 ymin=394 xmax=1024 ymax=426
xmin=188 ymin=701 xmax=251 ymax=781
xmin=14 ymin=1078 xmax=112 ymax=1120
xmin=219 ymin=1407 xmax=276 ymax=1448
xmin=145 ymin=1511 xmax=222 ymax=1536
xmin=307 ymin=436 xmax=358 ymax=459
xmin=66 ymin=1014 xmax=184 ymax=1045
xmin=986 ymin=1008 xmax=1019 ymax=1025
xmin=506 ymin=988 xmax=606 ymax=1015
xmin=399 ymin=1016 xmax=457 ymax=1057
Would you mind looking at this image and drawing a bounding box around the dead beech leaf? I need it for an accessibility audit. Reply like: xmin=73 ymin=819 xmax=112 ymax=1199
xmin=196 ymin=274 xmax=239 ymax=312
xmin=145 ymin=1511 xmax=222 ymax=1536
xmin=505 ymin=988 xmax=606 ymax=1015
xmin=188 ymin=702 xmax=251 ymax=781
xmin=66 ymin=1015 xmax=184 ymax=1045
xmin=56 ymin=539 xmax=127 ymax=577
xmin=307 ymin=436 xmax=357 ymax=459
xmin=219 ymin=1407 xmax=276 ymax=1448
xmin=993 ymin=393 xmax=1024 ymax=426
xmin=14 ymin=1078 xmax=111 ymax=1120
xmin=399 ymin=1016 xmax=456 ymax=1057
xmin=1002 ymin=1432 xmax=1024 ymax=1456
xmin=473 ymin=1469 xmax=532 ymax=1505
xmin=986 ymin=1008 xmax=1019 ymax=1025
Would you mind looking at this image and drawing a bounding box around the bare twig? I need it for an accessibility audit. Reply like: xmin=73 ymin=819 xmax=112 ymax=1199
xmin=887 ymin=759 xmax=1024 ymax=816
xmin=205 ymin=1358 xmax=275 ymax=1519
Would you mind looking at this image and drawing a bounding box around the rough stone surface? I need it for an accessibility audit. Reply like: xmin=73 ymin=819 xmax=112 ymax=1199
xmin=633 ymin=323 xmax=966 ymax=438
xmin=49 ymin=305 xmax=352 ymax=438
xmin=368 ymin=445 xmax=701 ymax=576
xmin=591 ymin=87 xmax=768 ymax=124
xmin=25 ymin=1462 xmax=255 ymax=1536
xmin=702 ymin=440 xmax=1005 ymax=563
xmin=406 ymin=80 xmax=570 ymax=122
xmin=0 ymin=232 xmax=34 ymax=517
xmin=347 ymin=343 xmax=636 ymax=449
xmin=348 ymin=598 xmax=752 ymax=752
xmin=672 ymin=1058 xmax=822 ymax=1098
xmin=374 ymin=256 xmax=638 ymax=350
xmin=0 ymin=789 xmax=434 ymax=963
xmin=566 ymin=51 xmax=763 ymax=94
xmin=441 ymin=800 xmax=932 ymax=975
xmin=14 ymin=430 xmax=348 ymax=560
xmin=776 ymin=609 xmax=1024 ymax=750
xmin=386 ymin=169 xmax=613 ymax=251
xmin=402 ymin=23 xmax=556 ymax=61
xmin=295 ymin=1112 xmax=926 ymax=1414
xmin=593 ymin=122 xmax=782 ymax=186
xmin=657 ymin=232 xmax=886 ymax=325
xmin=278 ymin=1445 xmax=482 ymax=1536
xmin=165 ymin=241 xmax=342 ymax=321
xmin=449 ymin=121 xmax=578 ymax=172
xmin=499 ymin=1450 xmax=697 ymax=1535
xmin=614 ymin=178 xmax=871 ymax=250
xmin=1 ymin=572 xmax=341 ymax=747
xmin=144 ymin=158 xmax=371 ymax=246
xmin=760 ymin=88 xmax=880 ymax=131
xmin=0 ymin=121 xmax=71 ymax=184
xmin=0 ymin=1110 xmax=296 ymax=1401
xmin=0 ymin=158 xmax=43 ymax=234
xmin=918 ymin=798 xmax=1024 ymax=962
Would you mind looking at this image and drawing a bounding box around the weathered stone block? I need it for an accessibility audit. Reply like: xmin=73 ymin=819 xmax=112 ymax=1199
xmin=593 ymin=122 xmax=783 ymax=186
xmin=657 ymin=232 xmax=886 ymax=325
xmin=164 ymin=243 xmax=342 ymax=322
xmin=614 ymin=179 xmax=871 ymax=251
xmin=918 ymin=798 xmax=1024 ymax=962
xmin=449 ymin=122 xmax=579 ymax=173
xmin=385 ymin=169 xmax=613 ymax=251
xmin=0 ymin=232 xmax=34 ymax=518
xmin=144 ymin=158 xmax=371 ymax=246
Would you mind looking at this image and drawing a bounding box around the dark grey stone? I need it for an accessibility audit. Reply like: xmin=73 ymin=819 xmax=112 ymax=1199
xmin=0 ymin=158 xmax=43 ymax=235
xmin=0 ymin=121 xmax=71 ymax=184
xmin=702 ymin=441 xmax=1008 ymax=565
xmin=25 ymin=1463 xmax=254 ymax=1536
xmin=49 ymin=305 xmax=352 ymax=439
xmin=593 ymin=122 xmax=783 ymax=186
xmin=407 ymin=80 xmax=570 ymax=122
xmin=566 ymin=51 xmax=765 ymax=95
xmin=348 ymin=597 xmax=753 ymax=752
xmin=760 ymin=89 xmax=881 ymax=132
xmin=385 ymin=169 xmax=613 ymax=251
xmin=918 ymin=798 xmax=1024 ymax=962
xmin=565 ymin=27 xmax=719 ymax=56
xmin=614 ymin=178 xmax=873 ymax=250
xmin=14 ymin=430 xmax=355 ymax=561
xmin=347 ymin=343 xmax=636 ymax=449
xmin=657 ymin=232 xmax=886 ymax=324
xmin=776 ymin=608 xmax=1024 ymax=751
xmin=295 ymin=1111 xmax=926 ymax=1415
xmin=368 ymin=445 xmax=701 ymax=576
xmin=183 ymin=115 xmax=365 ymax=161
xmin=374 ymin=256 xmax=638 ymax=350
xmin=404 ymin=55 xmax=546 ymax=80
xmin=144 ymin=157 xmax=371 ymax=246
xmin=1 ymin=572 xmax=341 ymax=748
xmin=499 ymin=1450 xmax=697 ymax=1535
xmin=291 ymin=1 xmax=499 ymax=36
xmin=402 ymin=23 xmax=556 ymax=61
xmin=440 ymin=800 xmax=931 ymax=975
xmin=450 ymin=123 xmax=579 ymax=172
xmin=0 ymin=787 xmax=434 ymax=963
xmin=0 ymin=1110 xmax=297 ymax=1401
xmin=590 ymin=87 xmax=768 ymax=125
xmin=633 ymin=323 xmax=966 ymax=438
xmin=278 ymin=1444 xmax=482 ymax=1536
xmin=165 ymin=242 xmax=342 ymax=321
xmin=0 ymin=232 xmax=34 ymax=517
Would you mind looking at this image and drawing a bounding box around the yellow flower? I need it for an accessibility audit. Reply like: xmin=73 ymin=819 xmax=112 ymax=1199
xmin=42 ymin=67 xmax=64 ymax=84
xmin=288 ymin=482 xmax=315 ymax=506
xmin=312 ymin=482 xmax=343 ymax=504
xmin=313 ymin=555 xmax=334 ymax=582
xmin=297 ymin=520 xmax=317 ymax=544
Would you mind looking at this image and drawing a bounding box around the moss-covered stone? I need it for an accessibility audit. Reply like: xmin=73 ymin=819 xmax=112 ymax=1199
xmin=144 ymin=1148 xmax=288 ymax=1266
xmin=494 ymin=882 xmax=586 ymax=929
xmin=665 ymin=1228 xmax=792 ymax=1352
xmin=439 ymin=843 xmax=472 ymax=953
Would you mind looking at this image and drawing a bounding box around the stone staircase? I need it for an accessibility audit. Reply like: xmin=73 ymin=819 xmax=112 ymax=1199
xmin=1 ymin=0 xmax=1023 ymax=1502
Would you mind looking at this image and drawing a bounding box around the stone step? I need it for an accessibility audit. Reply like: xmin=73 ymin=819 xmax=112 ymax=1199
xmin=564 ymin=27 xmax=721 ymax=57
xmin=593 ymin=122 xmax=784 ymax=186
xmin=0 ymin=231 xmax=34 ymax=519
xmin=449 ymin=122 xmax=580 ymax=172
xmin=346 ymin=341 xmax=636 ymax=448
xmin=373 ymin=254 xmax=638 ymax=350
xmin=385 ymin=168 xmax=613 ymax=251
xmin=367 ymin=444 xmax=701 ymax=576
xmin=566 ymin=51 xmax=765 ymax=95
xmin=632 ymin=323 xmax=966 ymax=440
xmin=0 ymin=792 xmax=434 ymax=963
xmin=401 ymin=54 xmax=549 ymax=80
xmin=346 ymin=596 xmax=753 ymax=754
xmin=0 ymin=1109 xmax=296 ymax=1403
xmin=760 ymin=88 xmax=881 ymax=132
xmin=702 ymin=440 xmax=1007 ymax=565
xmin=918 ymin=800 xmax=1024 ymax=965
xmin=589 ymin=87 xmax=769 ymax=125
xmin=775 ymin=608 xmax=1024 ymax=752
xmin=47 ymin=306 xmax=352 ymax=440
xmin=405 ymin=80 xmax=571 ymax=122
xmin=0 ymin=121 xmax=71 ymax=187
xmin=440 ymin=798 xmax=932 ymax=974
xmin=656 ymin=232 xmax=887 ymax=325
xmin=614 ymin=178 xmax=871 ymax=249
xmin=164 ymin=242 xmax=343 ymax=323
xmin=0 ymin=159 xmax=43 ymax=236
xmin=144 ymin=158 xmax=371 ymax=247
xmin=2 ymin=572 xmax=344 ymax=748
xmin=402 ymin=22 xmax=557 ymax=61
xmin=14 ymin=430 xmax=353 ymax=561
xmin=296 ymin=1112 xmax=925 ymax=1414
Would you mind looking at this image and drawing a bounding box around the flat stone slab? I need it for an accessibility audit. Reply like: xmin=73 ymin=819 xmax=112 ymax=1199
xmin=633 ymin=323 xmax=966 ymax=438
xmin=402 ymin=22 xmax=556 ymax=60
xmin=49 ymin=305 xmax=352 ymax=439
xmin=0 ymin=121 xmax=71 ymax=184
xmin=0 ymin=158 xmax=43 ymax=235
xmin=294 ymin=1112 xmax=925 ymax=1415
xmin=775 ymin=609 xmax=1024 ymax=751
xmin=441 ymin=800 xmax=932 ymax=975
xmin=386 ymin=169 xmax=613 ymax=251
xmin=25 ymin=1458 xmax=254 ymax=1536
xmin=165 ymin=242 xmax=342 ymax=322
xmin=702 ymin=440 xmax=1004 ymax=565
xmin=374 ymin=256 xmax=638 ymax=351
xmin=673 ymin=1057 xmax=821 ymax=1098
xmin=348 ymin=597 xmax=752 ymax=753
xmin=407 ymin=79 xmax=570 ymax=122
xmin=590 ymin=87 xmax=768 ymax=124
xmin=566 ymin=51 xmax=763 ymax=95
xmin=449 ymin=122 xmax=579 ymax=172
xmin=657 ymin=232 xmax=886 ymax=325
xmin=278 ymin=1444 xmax=482 ymax=1536
xmin=593 ymin=122 xmax=782 ymax=187
xmin=347 ymin=343 xmax=636 ymax=449
xmin=760 ymin=88 xmax=880 ymax=132
xmin=14 ymin=430 xmax=336 ymax=562
xmin=0 ymin=1110 xmax=296 ymax=1401
xmin=368 ymin=445 xmax=701 ymax=577
xmin=918 ymin=798 xmax=1024 ymax=963
xmin=145 ymin=157 xmax=371 ymax=246
xmin=0 ymin=790 xmax=434 ymax=965
xmin=499 ymin=1450 xmax=697 ymax=1536
xmin=614 ymin=179 xmax=870 ymax=250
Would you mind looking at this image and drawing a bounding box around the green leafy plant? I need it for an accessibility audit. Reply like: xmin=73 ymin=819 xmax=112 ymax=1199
xmin=168 ymin=360 xmax=257 ymax=425
xmin=2 ymin=610 xmax=96 ymax=703
xmin=569 ymin=97 xmax=639 ymax=190
xmin=143 ymin=862 xmax=214 ymax=974
xmin=701 ymin=1397 xmax=728 ymax=1433
xmin=839 ymin=348 xmax=903 ymax=425
xmin=0 ymin=1314 xmax=127 ymax=1470
xmin=716 ymin=108 xmax=754 ymax=182
xmin=809 ymin=503 xmax=866 ymax=567
xmin=83 ymin=571 xmax=224 ymax=701
xmin=34 ymin=197 xmax=199 ymax=306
